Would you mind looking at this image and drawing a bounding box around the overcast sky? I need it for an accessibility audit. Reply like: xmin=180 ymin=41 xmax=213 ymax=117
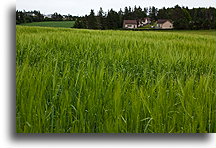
xmin=16 ymin=0 xmax=216 ymax=16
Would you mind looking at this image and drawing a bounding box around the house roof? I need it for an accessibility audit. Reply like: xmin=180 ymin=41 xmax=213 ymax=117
xmin=143 ymin=17 xmax=151 ymax=20
xmin=157 ymin=19 xmax=171 ymax=24
xmin=123 ymin=20 xmax=137 ymax=24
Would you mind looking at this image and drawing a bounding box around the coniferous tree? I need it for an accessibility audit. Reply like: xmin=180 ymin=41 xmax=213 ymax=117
xmin=124 ymin=7 xmax=129 ymax=19
xmin=144 ymin=7 xmax=148 ymax=16
xmin=97 ymin=7 xmax=105 ymax=29
xmin=107 ymin=9 xmax=119 ymax=29
xmin=149 ymin=6 xmax=158 ymax=20
xmin=87 ymin=9 xmax=97 ymax=29
xmin=157 ymin=7 xmax=168 ymax=19
xmin=118 ymin=8 xmax=124 ymax=28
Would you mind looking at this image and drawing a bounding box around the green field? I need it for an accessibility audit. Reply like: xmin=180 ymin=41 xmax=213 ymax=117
xmin=165 ymin=30 xmax=216 ymax=37
xmin=16 ymin=26 xmax=216 ymax=133
xmin=20 ymin=21 xmax=75 ymax=28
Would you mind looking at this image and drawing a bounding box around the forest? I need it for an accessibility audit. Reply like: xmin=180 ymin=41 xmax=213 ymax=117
xmin=16 ymin=5 xmax=215 ymax=30
xmin=16 ymin=10 xmax=78 ymax=24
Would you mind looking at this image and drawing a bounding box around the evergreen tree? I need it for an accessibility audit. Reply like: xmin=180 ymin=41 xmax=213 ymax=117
xmin=157 ymin=7 xmax=168 ymax=19
xmin=149 ymin=6 xmax=158 ymax=20
xmin=124 ymin=7 xmax=129 ymax=19
xmin=97 ymin=7 xmax=105 ymax=29
xmin=87 ymin=9 xmax=97 ymax=29
xmin=143 ymin=7 xmax=148 ymax=16
xmin=118 ymin=8 xmax=124 ymax=28
xmin=107 ymin=9 xmax=119 ymax=29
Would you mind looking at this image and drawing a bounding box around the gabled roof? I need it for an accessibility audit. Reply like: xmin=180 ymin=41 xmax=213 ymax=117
xmin=157 ymin=19 xmax=171 ymax=24
xmin=123 ymin=20 xmax=137 ymax=24
xmin=138 ymin=17 xmax=151 ymax=22
xmin=143 ymin=17 xmax=151 ymax=20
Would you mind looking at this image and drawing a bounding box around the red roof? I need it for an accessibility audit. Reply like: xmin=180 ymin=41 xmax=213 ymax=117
xmin=143 ymin=17 xmax=151 ymax=20
xmin=157 ymin=19 xmax=170 ymax=24
xmin=123 ymin=20 xmax=137 ymax=24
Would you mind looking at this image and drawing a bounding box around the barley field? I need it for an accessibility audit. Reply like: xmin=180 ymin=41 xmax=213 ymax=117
xmin=16 ymin=26 xmax=216 ymax=133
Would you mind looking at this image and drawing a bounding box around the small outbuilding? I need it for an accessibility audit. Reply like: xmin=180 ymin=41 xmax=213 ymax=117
xmin=138 ymin=17 xmax=151 ymax=27
xmin=156 ymin=19 xmax=173 ymax=29
xmin=123 ymin=20 xmax=138 ymax=29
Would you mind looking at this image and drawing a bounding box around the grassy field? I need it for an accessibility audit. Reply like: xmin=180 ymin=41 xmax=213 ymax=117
xmin=166 ymin=30 xmax=216 ymax=37
xmin=16 ymin=26 xmax=216 ymax=133
xmin=20 ymin=21 xmax=75 ymax=28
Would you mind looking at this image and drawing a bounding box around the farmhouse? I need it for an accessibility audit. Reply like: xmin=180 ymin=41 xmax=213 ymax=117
xmin=123 ymin=18 xmax=151 ymax=29
xmin=123 ymin=20 xmax=138 ymax=29
xmin=156 ymin=19 xmax=173 ymax=29
xmin=138 ymin=17 xmax=151 ymax=27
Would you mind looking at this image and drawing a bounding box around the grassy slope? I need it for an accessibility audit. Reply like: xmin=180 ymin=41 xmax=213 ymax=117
xmin=20 ymin=21 xmax=75 ymax=28
xmin=16 ymin=26 xmax=216 ymax=133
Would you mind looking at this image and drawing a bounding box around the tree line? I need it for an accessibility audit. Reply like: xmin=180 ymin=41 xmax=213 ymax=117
xmin=16 ymin=5 xmax=215 ymax=30
xmin=16 ymin=10 xmax=78 ymax=24
xmin=74 ymin=5 xmax=215 ymax=30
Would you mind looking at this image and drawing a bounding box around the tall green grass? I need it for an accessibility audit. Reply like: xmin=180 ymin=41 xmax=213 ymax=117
xmin=16 ymin=26 xmax=216 ymax=133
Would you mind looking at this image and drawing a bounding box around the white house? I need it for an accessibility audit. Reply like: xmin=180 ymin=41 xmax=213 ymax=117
xmin=138 ymin=17 xmax=151 ymax=27
xmin=123 ymin=20 xmax=138 ymax=29
xmin=156 ymin=19 xmax=173 ymax=29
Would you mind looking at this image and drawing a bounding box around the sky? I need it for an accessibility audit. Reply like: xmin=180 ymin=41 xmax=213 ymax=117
xmin=16 ymin=0 xmax=216 ymax=16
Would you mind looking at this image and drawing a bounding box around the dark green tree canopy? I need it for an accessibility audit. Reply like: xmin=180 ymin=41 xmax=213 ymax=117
xmin=16 ymin=5 xmax=216 ymax=30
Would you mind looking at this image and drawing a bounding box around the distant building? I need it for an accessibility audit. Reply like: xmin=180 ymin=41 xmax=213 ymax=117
xmin=62 ymin=15 xmax=67 ymax=20
xmin=123 ymin=18 xmax=151 ymax=29
xmin=44 ymin=14 xmax=52 ymax=19
xmin=138 ymin=17 xmax=151 ymax=27
xmin=26 ymin=12 xmax=37 ymax=17
xmin=123 ymin=20 xmax=138 ymax=29
xmin=156 ymin=19 xmax=173 ymax=29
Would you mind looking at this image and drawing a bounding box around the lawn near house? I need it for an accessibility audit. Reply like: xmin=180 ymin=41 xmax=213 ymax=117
xmin=16 ymin=26 xmax=216 ymax=133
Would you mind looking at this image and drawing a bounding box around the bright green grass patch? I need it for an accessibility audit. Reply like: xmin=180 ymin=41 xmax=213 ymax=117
xmin=16 ymin=26 xmax=216 ymax=133
xmin=20 ymin=21 xmax=75 ymax=28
